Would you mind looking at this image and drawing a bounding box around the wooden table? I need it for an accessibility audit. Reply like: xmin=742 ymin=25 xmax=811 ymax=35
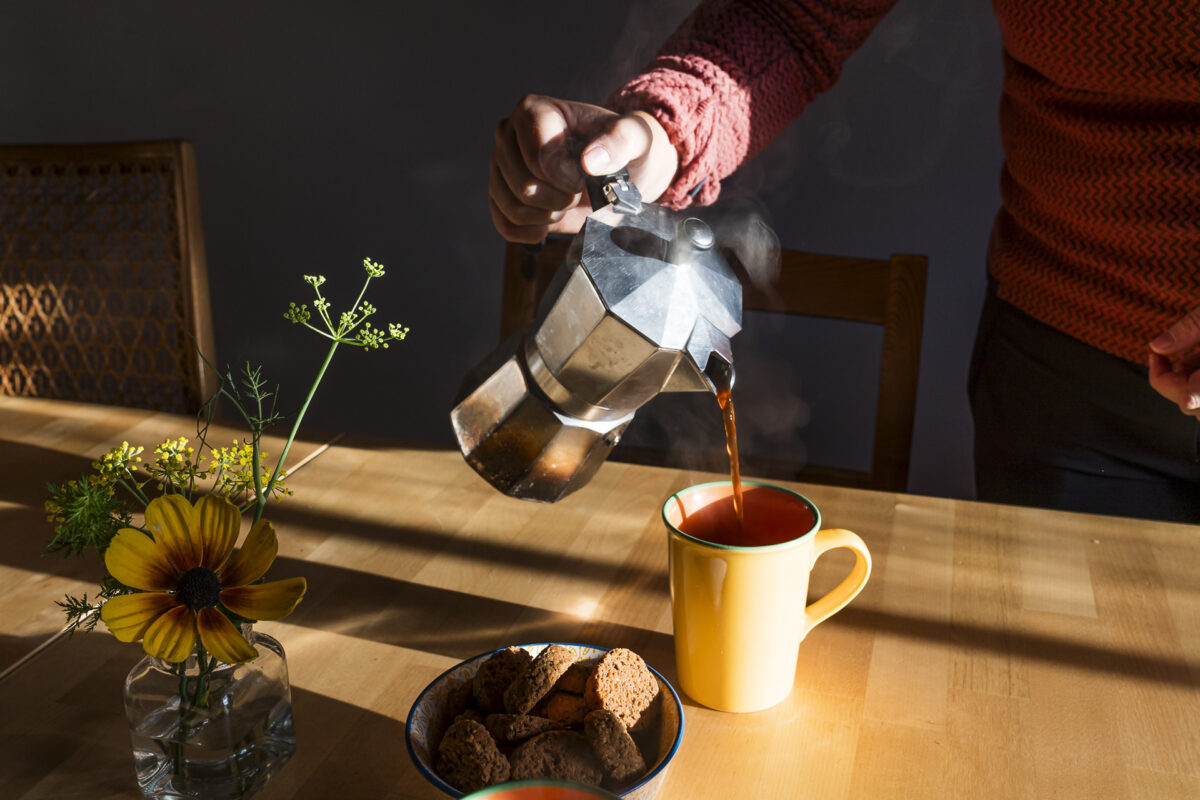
xmin=2 ymin=395 xmax=1198 ymax=799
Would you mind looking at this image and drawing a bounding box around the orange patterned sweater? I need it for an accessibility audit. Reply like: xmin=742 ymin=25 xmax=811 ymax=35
xmin=613 ymin=0 xmax=1200 ymax=363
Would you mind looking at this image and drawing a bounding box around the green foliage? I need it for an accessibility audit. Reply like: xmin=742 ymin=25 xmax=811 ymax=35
xmin=54 ymin=593 xmax=102 ymax=635
xmin=54 ymin=577 xmax=130 ymax=637
xmin=45 ymin=257 xmax=409 ymax=629
xmin=45 ymin=475 xmax=135 ymax=557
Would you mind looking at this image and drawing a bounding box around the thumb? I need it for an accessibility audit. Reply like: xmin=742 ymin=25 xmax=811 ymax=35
xmin=1150 ymin=306 xmax=1200 ymax=355
xmin=580 ymin=114 xmax=654 ymax=176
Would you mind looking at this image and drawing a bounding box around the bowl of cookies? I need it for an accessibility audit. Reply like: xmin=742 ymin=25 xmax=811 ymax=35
xmin=406 ymin=643 xmax=683 ymax=799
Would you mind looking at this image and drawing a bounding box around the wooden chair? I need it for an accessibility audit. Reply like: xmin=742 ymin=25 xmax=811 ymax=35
xmin=0 ymin=141 xmax=216 ymax=413
xmin=499 ymin=238 xmax=927 ymax=493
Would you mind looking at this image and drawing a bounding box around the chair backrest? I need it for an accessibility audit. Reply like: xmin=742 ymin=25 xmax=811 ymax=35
xmin=498 ymin=238 xmax=927 ymax=493
xmin=0 ymin=140 xmax=216 ymax=413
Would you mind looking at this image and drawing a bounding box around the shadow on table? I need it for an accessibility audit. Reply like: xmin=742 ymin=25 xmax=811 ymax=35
xmin=262 ymin=684 xmax=435 ymax=800
xmin=0 ymin=443 xmax=108 ymax=677
xmin=0 ymin=629 xmax=438 ymax=800
xmin=0 ymin=441 xmax=98 ymax=505
xmin=268 ymin=546 xmax=1199 ymax=693
xmin=0 ymin=502 xmax=106 ymax=589
xmin=323 ymin=433 xmax=456 ymax=453
xmin=835 ymin=605 xmax=1200 ymax=691
xmin=263 ymin=499 xmax=668 ymax=594
xmin=0 ymin=441 xmax=99 ymax=573
xmin=0 ymin=632 xmax=58 ymax=679
xmin=274 ymin=550 xmax=674 ymax=684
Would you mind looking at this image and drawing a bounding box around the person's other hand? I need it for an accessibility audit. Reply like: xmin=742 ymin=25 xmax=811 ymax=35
xmin=489 ymin=94 xmax=677 ymax=243
xmin=1148 ymin=306 xmax=1200 ymax=417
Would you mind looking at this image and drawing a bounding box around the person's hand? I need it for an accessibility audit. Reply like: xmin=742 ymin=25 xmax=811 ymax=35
xmin=1148 ymin=306 xmax=1200 ymax=417
xmin=489 ymin=94 xmax=678 ymax=243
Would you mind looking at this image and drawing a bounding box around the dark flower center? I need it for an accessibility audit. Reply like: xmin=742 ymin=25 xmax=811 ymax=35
xmin=177 ymin=567 xmax=222 ymax=610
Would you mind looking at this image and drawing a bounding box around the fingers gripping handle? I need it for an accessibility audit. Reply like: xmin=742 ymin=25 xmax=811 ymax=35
xmin=585 ymin=169 xmax=642 ymax=215
xmin=804 ymin=528 xmax=872 ymax=635
xmin=565 ymin=133 xmax=643 ymax=215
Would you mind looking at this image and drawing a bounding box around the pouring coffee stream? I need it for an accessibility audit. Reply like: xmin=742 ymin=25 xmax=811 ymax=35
xmin=711 ymin=361 xmax=746 ymax=535
xmin=451 ymin=170 xmax=744 ymax=502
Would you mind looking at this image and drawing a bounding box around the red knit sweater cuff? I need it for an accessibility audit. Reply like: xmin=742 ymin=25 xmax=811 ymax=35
xmin=611 ymin=60 xmax=744 ymax=209
xmin=608 ymin=0 xmax=898 ymax=209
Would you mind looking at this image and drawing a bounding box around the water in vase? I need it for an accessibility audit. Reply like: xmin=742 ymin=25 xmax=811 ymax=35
xmin=124 ymin=631 xmax=296 ymax=800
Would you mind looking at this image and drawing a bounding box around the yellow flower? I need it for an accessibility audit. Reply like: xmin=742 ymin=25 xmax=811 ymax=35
xmin=100 ymin=494 xmax=306 ymax=664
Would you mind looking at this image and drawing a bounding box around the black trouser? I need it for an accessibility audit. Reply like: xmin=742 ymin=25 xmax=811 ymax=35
xmin=969 ymin=284 xmax=1200 ymax=522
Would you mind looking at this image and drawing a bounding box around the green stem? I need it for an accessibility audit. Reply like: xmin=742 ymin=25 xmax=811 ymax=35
xmin=172 ymin=645 xmax=217 ymax=791
xmin=174 ymin=664 xmax=189 ymax=783
xmin=120 ymin=473 xmax=152 ymax=508
xmin=187 ymin=400 xmax=216 ymax=499
xmin=304 ymin=326 xmax=333 ymax=340
xmin=250 ymin=386 xmax=267 ymax=521
xmin=313 ymin=288 xmax=335 ymax=332
xmin=256 ymin=338 xmax=339 ymax=522
xmin=344 ymin=278 xmax=374 ymax=334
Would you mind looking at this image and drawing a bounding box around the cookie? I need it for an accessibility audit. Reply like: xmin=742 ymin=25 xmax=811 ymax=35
xmin=585 ymin=708 xmax=647 ymax=783
xmin=474 ymin=646 xmax=533 ymax=714
xmin=435 ymin=718 xmax=510 ymax=793
xmin=509 ymin=730 xmax=604 ymax=785
xmin=504 ymin=644 xmax=577 ymax=715
xmin=538 ymin=691 xmax=590 ymax=727
xmin=584 ymin=648 xmax=660 ymax=732
xmin=484 ymin=713 xmax=560 ymax=747
xmin=552 ymin=661 xmax=593 ymax=695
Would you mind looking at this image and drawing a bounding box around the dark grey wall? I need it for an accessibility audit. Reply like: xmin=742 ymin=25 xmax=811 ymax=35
xmin=0 ymin=0 xmax=1003 ymax=500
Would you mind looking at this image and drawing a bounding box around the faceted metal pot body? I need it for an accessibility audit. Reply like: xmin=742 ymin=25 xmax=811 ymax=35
xmin=451 ymin=205 xmax=742 ymax=502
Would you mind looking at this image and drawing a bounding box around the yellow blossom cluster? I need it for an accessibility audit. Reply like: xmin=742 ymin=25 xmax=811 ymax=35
xmin=92 ymin=441 xmax=144 ymax=486
xmin=43 ymin=479 xmax=80 ymax=526
xmin=148 ymin=437 xmax=205 ymax=491
xmin=208 ymin=440 xmax=292 ymax=504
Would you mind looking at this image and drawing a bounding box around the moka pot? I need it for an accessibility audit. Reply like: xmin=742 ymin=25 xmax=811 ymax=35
xmin=450 ymin=172 xmax=742 ymax=502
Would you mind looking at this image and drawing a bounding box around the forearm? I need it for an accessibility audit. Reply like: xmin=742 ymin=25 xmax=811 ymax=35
xmin=611 ymin=0 xmax=898 ymax=207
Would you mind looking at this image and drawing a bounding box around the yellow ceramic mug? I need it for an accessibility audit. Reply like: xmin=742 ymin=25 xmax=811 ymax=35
xmin=663 ymin=481 xmax=871 ymax=713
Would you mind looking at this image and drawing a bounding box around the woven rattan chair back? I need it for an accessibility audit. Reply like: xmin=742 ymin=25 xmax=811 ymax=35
xmin=0 ymin=141 xmax=216 ymax=413
xmin=499 ymin=238 xmax=927 ymax=493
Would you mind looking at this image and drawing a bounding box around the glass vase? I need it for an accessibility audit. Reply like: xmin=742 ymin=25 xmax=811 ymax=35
xmin=123 ymin=627 xmax=296 ymax=800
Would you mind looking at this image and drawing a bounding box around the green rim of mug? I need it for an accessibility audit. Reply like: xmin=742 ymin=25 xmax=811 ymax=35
xmin=460 ymin=778 xmax=622 ymax=799
xmin=661 ymin=479 xmax=822 ymax=552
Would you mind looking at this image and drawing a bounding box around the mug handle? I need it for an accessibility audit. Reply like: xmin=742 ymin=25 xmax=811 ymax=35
xmin=803 ymin=528 xmax=872 ymax=635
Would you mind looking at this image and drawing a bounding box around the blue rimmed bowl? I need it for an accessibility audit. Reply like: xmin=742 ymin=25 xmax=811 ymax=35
xmin=406 ymin=643 xmax=683 ymax=799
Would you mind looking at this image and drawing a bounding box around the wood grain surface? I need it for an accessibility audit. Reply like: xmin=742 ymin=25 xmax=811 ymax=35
xmin=2 ymin=397 xmax=1198 ymax=799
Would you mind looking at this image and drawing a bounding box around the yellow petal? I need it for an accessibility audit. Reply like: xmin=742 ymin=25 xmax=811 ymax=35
xmin=100 ymin=592 xmax=179 ymax=642
xmin=220 ymin=577 xmax=306 ymax=621
xmin=196 ymin=494 xmax=241 ymax=570
xmin=145 ymin=494 xmax=202 ymax=571
xmin=142 ymin=605 xmax=197 ymax=662
xmin=105 ymin=528 xmax=178 ymax=591
xmin=219 ymin=519 xmax=277 ymax=588
xmin=196 ymin=606 xmax=258 ymax=664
